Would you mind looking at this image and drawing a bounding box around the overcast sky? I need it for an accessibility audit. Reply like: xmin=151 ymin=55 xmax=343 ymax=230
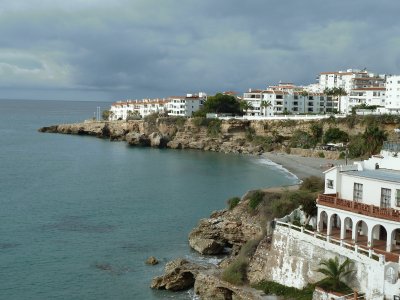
xmin=1 ymin=0 xmax=399 ymax=101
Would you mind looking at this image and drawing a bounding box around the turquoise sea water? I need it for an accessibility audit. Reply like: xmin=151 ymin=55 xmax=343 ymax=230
xmin=0 ymin=99 xmax=297 ymax=300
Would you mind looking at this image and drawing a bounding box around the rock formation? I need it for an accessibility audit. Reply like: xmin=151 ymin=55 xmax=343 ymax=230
xmin=150 ymin=259 xmax=207 ymax=291
xmin=39 ymin=117 xmax=377 ymax=158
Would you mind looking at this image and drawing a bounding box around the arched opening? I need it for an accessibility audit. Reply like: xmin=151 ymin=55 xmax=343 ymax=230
xmin=329 ymin=214 xmax=341 ymax=238
xmin=390 ymin=229 xmax=400 ymax=254
xmin=343 ymin=217 xmax=353 ymax=241
xmin=318 ymin=211 xmax=328 ymax=234
xmin=371 ymin=224 xmax=387 ymax=250
xmin=355 ymin=220 xmax=368 ymax=247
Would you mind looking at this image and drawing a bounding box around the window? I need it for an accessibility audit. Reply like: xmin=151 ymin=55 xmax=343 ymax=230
xmin=381 ymin=188 xmax=391 ymax=208
xmin=353 ymin=183 xmax=363 ymax=202
xmin=396 ymin=190 xmax=400 ymax=207
xmin=327 ymin=179 xmax=334 ymax=189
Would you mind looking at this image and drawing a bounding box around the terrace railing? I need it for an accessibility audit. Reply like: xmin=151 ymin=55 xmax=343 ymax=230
xmin=317 ymin=194 xmax=400 ymax=222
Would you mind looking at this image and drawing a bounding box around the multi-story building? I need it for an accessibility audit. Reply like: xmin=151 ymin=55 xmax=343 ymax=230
xmin=167 ymin=93 xmax=207 ymax=117
xmin=317 ymin=69 xmax=386 ymax=114
xmin=318 ymin=69 xmax=385 ymax=93
xmin=317 ymin=139 xmax=400 ymax=258
xmin=109 ymin=92 xmax=207 ymax=120
xmin=316 ymin=138 xmax=400 ymax=298
xmin=344 ymin=87 xmax=386 ymax=114
xmin=242 ymin=83 xmax=326 ymax=117
xmin=109 ymin=98 xmax=169 ymax=120
xmin=385 ymin=76 xmax=400 ymax=114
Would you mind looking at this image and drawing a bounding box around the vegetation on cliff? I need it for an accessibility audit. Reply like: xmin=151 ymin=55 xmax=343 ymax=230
xmin=40 ymin=113 xmax=397 ymax=159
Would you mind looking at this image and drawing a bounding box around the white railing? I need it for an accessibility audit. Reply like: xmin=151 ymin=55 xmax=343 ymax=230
xmin=275 ymin=220 xmax=384 ymax=263
xmin=219 ymin=114 xmax=347 ymax=121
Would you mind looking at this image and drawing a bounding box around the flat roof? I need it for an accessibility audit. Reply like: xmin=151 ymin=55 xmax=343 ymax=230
xmin=345 ymin=169 xmax=400 ymax=183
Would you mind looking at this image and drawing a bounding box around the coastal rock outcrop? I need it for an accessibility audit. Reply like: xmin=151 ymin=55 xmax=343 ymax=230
xmin=194 ymin=272 xmax=265 ymax=300
xmin=150 ymin=258 xmax=207 ymax=291
xmin=41 ymin=118 xmax=382 ymax=158
xmin=125 ymin=132 xmax=150 ymax=146
xmin=188 ymin=198 xmax=265 ymax=255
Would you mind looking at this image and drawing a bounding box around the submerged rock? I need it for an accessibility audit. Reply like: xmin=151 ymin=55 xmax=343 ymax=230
xmin=145 ymin=256 xmax=159 ymax=265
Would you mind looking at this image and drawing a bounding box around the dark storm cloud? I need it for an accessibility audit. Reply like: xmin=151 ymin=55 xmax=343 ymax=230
xmin=0 ymin=0 xmax=399 ymax=100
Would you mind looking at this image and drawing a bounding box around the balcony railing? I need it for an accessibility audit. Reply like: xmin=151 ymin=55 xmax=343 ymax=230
xmin=317 ymin=194 xmax=400 ymax=222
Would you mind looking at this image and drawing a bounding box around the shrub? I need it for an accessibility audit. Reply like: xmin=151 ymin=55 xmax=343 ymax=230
xmin=221 ymin=256 xmax=248 ymax=285
xmin=289 ymin=130 xmax=314 ymax=149
xmin=300 ymin=176 xmax=324 ymax=192
xmin=227 ymin=197 xmax=240 ymax=210
xmin=339 ymin=151 xmax=346 ymax=159
xmin=254 ymin=281 xmax=315 ymax=300
xmin=323 ymin=127 xmax=349 ymax=144
xmin=239 ymin=238 xmax=261 ymax=257
xmin=271 ymin=198 xmax=297 ymax=218
xmin=192 ymin=117 xmax=208 ymax=127
xmin=248 ymin=191 xmax=264 ymax=211
xmin=318 ymin=152 xmax=325 ymax=158
xmin=207 ymin=119 xmax=222 ymax=136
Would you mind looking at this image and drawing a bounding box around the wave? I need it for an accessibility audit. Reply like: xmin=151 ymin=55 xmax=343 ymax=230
xmin=255 ymin=158 xmax=299 ymax=181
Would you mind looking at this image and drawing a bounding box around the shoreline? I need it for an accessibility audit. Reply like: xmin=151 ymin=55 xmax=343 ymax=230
xmin=262 ymin=151 xmax=352 ymax=180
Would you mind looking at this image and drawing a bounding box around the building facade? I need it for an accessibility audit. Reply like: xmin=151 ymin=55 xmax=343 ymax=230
xmin=315 ymin=139 xmax=400 ymax=298
xmin=242 ymin=83 xmax=326 ymax=117
xmin=167 ymin=93 xmax=207 ymax=117
xmin=109 ymin=92 xmax=207 ymax=120
xmin=385 ymin=76 xmax=400 ymax=114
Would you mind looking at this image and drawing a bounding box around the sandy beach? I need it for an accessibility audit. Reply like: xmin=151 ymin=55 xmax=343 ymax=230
xmin=263 ymin=152 xmax=353 ymax=180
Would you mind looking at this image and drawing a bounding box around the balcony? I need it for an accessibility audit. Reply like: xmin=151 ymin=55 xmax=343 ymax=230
xmin=317 ymin=194 xmax=400 ymax=222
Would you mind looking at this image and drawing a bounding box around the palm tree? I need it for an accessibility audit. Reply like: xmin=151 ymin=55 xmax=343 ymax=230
xmin=316 ymin=257 xmax=353 ymax=291
xmin=240 ymin=101 xmax=254 ymax=116
xmin=363 ymin=125 xmax=387 ymax=155
xmin=260 ymin=100 xmax=272 ymax=116
xmin=324 ymin=88 xmax=347 ymax=113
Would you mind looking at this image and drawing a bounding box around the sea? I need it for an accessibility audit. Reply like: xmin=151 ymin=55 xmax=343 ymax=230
xmin=0 ymin=99 xmax=297 ymax=300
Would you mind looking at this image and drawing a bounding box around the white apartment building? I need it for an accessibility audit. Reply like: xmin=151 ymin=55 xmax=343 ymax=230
xmin=109 ymin=98 xmax=169 ymax=120
xmin=109 ymin=92 xmax=207 ymax=120
xmin=318 ymin=69 xmax=385 ymax=93
xmin=242 ymin=83 xmax=326 ymax=117
xmin=386 ymin=76 xmax=400 ymax=114
xmin=167 ymin=93 xmax=207 ymax=117
xmin=344 ymin=87 xmax=386 ymax=114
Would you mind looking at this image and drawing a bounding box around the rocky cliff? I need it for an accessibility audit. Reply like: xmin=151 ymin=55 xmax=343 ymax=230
xmin=39 ymin=117 xmax=387 ymax=158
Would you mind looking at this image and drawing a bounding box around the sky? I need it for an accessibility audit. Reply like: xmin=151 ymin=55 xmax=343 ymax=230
xmin=1 ymin=0 xmax=400 ymax=102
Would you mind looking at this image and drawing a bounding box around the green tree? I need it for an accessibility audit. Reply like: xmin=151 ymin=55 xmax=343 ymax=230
xmin=309 ymin=122 xmax=323 ymax=145
xmin=323 ymin=127 xmax=349 ymax=144
xmin=102 ymin=110 xmax=114 ymax=120
xmin=202 ymin=93 xmax=242 ymax=115
xmin=316 ymin=257 xmax=353 ymax=292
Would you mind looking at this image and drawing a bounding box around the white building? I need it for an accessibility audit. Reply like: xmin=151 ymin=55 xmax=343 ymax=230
xmin=385 ymin=76 xmax=400 ymax=114
xmin=109 ymin=92 xmax=207 ymax=120
xmin=317 ymin=69 xmax=387 ymax=114
xmin=242 ymin=83 xmax=326 ymax=117
xmin=316 ymin=139 xmax=400 ymax=298
xmin=167 ymin=93 xmax=207 ymax=117
xmin=345 ymin=87 xmax=386 ymax=114
xmin=318 ymin=69 xmax=385 ymax=94
xmin=109 ymin=98 xmax=169 ymax=120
